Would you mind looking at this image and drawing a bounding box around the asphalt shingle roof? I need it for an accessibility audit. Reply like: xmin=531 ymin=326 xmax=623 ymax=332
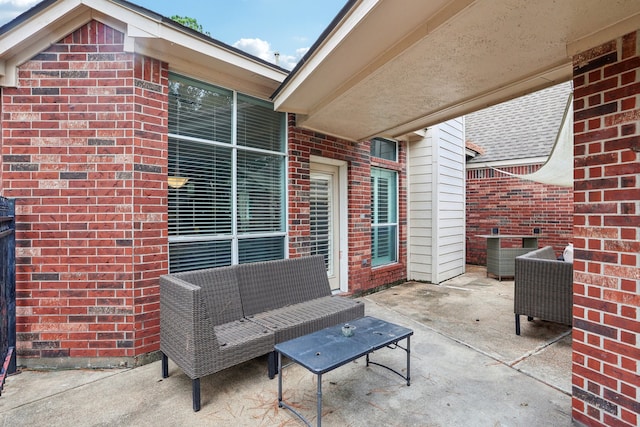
xmin=466 ymin=81 xmax=572 ymax=164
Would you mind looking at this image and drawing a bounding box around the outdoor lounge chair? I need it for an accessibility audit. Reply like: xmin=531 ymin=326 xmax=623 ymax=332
xmin=160 ymin=255 xmax=364 ymax=411
xmin=514 ymin=246 xmax=573 ymax=335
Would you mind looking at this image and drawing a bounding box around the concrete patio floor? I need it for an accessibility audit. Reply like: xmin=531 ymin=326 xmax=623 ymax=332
xmin=0 ymin=265 xmax=573 ymax=426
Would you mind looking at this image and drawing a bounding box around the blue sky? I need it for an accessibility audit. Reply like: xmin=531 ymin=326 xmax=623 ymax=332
xmin=0 ymin=0 xmax=347 ymax=69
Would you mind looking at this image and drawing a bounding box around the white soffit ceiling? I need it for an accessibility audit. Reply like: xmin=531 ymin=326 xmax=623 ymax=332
xmin=273 ymin=0 xmax=640 ymax=141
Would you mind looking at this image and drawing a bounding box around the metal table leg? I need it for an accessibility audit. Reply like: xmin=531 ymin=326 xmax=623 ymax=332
xmin=364 ymin=336 xmax=412 ymax=385
xmin=277 ymin=351 xmax=283 ymax=407
xmin=317 ymin=373 xmax=323 ymax=427
xmin=406 ymin=335 xmax=411 ymax=386
xmin=278 ymin=351 xmax=314 ymax=427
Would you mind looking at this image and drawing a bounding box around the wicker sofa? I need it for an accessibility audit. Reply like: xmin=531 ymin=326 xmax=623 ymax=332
xmin=514 ymin=246 xmax=573 ymax=335
xmin=159 ymin=255 xmax=364 ymax=411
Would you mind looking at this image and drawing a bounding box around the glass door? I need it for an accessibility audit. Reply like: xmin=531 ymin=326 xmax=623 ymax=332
xmin=310 ymin=164 xmax=340 ymax=291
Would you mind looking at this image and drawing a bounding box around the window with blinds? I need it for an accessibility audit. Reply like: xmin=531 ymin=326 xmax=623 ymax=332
xmin=238 ymin=236 xmax=284 ymax=264
xmin=168 ymin=74 xmax=286 ymax=272
xmin=168 ymin=138 xmax=232 ymax=236
xmin=237 ymin=94 xmax=284 ymax=152
xmin=371 ymin=167 xmax=398 ymax=266
xmin=169 ymin=76 xmax=232 ymax=143
xmin=237 ymin=151 xmax=283 ymax=233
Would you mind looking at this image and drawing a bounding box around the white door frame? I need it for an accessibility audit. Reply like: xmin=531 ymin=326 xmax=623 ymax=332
xmin=310 ymin=155 xmax=348 ymax=293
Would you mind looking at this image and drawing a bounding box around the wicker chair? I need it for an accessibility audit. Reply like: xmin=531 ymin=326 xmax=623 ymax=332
xmin=160 ymin=266 xmax=274 ymax=411
xmin=160 ymin=256 xmax=364 ymax=411
xmin=514 ymin=246 xmax=573 ymax=335
xmin=237 ymin=256 xmax=365 ymax=344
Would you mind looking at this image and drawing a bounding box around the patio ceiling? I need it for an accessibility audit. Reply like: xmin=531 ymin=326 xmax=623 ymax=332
xmin=273 ymin=0 xmax=640 ymax=142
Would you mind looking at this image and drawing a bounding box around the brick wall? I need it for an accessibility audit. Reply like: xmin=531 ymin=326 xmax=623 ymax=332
xmin=288 ymin=115 xmax=407 ymax=294
xmin=0 ymin=21 xmax=168 ymax=366
xmin=130 ymin=53 xmax=169 ymax=359
xmin=571 ymin=31 xmax=640 ymax=427
xmin=466 ymin=164 xmax=574 ymax=265
xmin=0 ymin=21 xmax=407 ymax=366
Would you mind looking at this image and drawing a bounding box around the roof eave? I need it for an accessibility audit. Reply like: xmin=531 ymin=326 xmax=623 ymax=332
xmin=0 ymin=0 xmax=288 ymax=98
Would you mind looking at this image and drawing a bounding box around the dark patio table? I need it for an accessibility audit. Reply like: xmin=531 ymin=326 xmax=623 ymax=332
xmin=275 ymin=316 xmax=413 ymax=426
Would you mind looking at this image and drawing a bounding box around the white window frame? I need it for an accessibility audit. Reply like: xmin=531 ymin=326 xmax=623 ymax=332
xmin=167 ymin=74 xmax=287 ymax=272
xmin=371 ymin=167 xmax=399 ymax=267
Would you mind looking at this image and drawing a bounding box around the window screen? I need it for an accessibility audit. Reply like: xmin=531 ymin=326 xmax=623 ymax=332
xmin=168 ymin=138 xmax=232 ymax=236
xmin=169 ymin=240 xmax=232 ymax=272
xmin=238 ymin=236 xmax=285 ymax=264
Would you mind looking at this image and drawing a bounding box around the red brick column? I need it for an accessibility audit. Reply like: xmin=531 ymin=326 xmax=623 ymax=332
xmin=130 ymin=54 xmax=169 ymax=359
xmin=1 ymin=21 xmax=167 ymax=366
xmin=571 ymin=31 xmax=640 ymax=427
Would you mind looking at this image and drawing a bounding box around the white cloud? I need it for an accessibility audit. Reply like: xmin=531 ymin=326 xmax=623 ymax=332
xmin=233 ymin=38 xmax=273 ymax=62
xmin=277 ymin=47 xmax=309 ymax=70
xmin=232 ymin=38 xmax=309 ymax=70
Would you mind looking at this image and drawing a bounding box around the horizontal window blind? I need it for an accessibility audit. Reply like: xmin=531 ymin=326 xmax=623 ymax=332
xmin=169 ymin=76 xmax=232 ymax=144
xmin=371 ymin=225 xmax=397 ymax=266
xmin=168 ymin=74 xmax=286 ymax=272
xmin=237 ymin=151 xmax=284 ymax=233
xmin=237 ymin=94 xmax=285 ymax=152
xmin=169 ymin=240 xmax=232 ymax=272
xmin=238 ymin=236 xmax=285 ymax=264
xmin=168 ymin=138 xmax=232 ymax=236
xmin=310 ymin=176 xmax=332 ymax=271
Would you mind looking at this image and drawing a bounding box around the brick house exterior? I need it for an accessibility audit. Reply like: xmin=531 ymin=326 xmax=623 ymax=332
xmin=1 ymin=3 xmax=639 ymax=426
xmin=2 ymin=23 xmax=169 ymax=363
xmin=570 ymin=31 xmax=640 ymax=427
xmin=465 ymin=83 xmax=574 ymax=265
xmin=287 ymin=121 xmax=407 ymax=294
xmin=1 ymin=19 xmax=407 ymax=366
xmin=466 ymin=166 xmax=574 ymax=265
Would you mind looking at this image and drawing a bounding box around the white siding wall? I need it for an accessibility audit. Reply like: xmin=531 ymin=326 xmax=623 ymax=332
xmin=433 ymin=118 xmax=466 ymax=283
xmin=408 ymin=118 xmax=466 ymax=283
xmin=408 ymin=131 xmax=434 ymax=281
